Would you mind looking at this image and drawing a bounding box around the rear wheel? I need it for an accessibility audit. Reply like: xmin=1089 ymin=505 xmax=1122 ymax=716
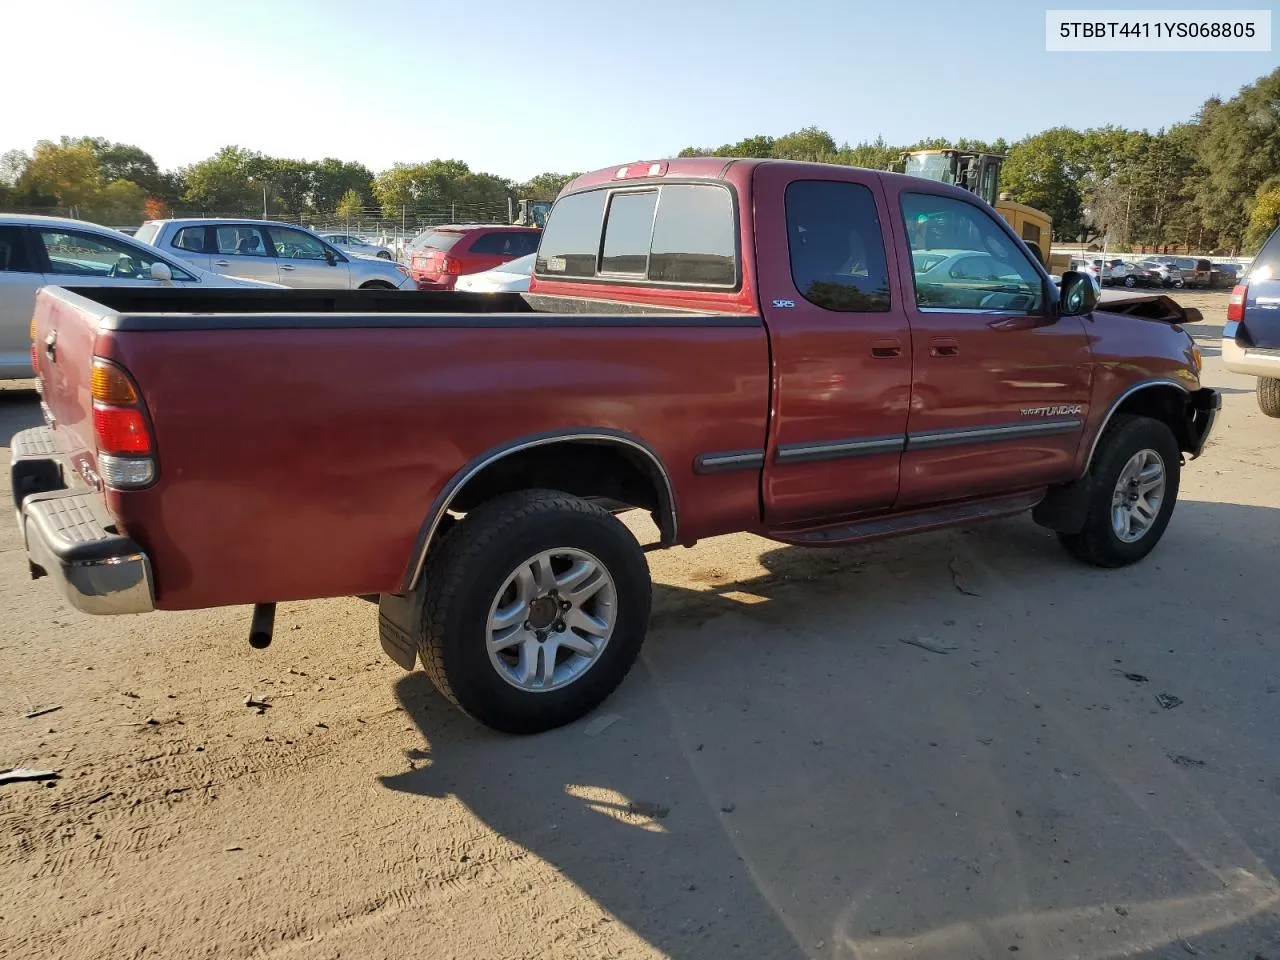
xmin=376 ymin=251 xmax=392 ymax=259
xmin=1057 ymin=415 xmax=1180 ymax=568
xmin=359 ymin=280 xmax=396 ymax=290
xmin=418 ymin=489 xmax=651 ymax=734
xmin=1124 ymin=275 xmax=1137 ymax=288
xmin=1258 ymin=377 xmax=1280 ymax=418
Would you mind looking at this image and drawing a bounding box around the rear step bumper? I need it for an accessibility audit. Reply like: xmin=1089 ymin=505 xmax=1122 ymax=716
xmin=11 ymin=427 xmax=154 ymax=615
xmin=1222 ymin=337 xmax=1280 ymax=379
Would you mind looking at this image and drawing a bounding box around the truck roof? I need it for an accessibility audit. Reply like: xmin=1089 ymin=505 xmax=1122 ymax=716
xmin=561 ymin=156 xmax=954 ymax=196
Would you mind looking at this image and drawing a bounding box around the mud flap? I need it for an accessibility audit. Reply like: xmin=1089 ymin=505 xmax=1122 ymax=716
xmin=1032 ymin=476 xmax=1094 ymax=534
xmin=377 ymin=591 xmax=422 ymax=670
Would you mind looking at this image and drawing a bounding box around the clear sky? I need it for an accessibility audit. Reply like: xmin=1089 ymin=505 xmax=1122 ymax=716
xmin=6 ymin=0 xmax=1275 ymax=180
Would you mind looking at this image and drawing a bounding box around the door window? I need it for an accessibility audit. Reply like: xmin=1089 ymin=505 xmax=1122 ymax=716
xmin=901 ymin=193 xmax=1043 ymax=313
xmin=785 ymin=180 xmax=891 ymax=312
xmin=38 ymin=229 xmax=193 ymax=280
xmin=0 ymin=226 xmax=36 ymax=272
xmin=268 ymin=227 xmax=328 ymax=260
xmin=172 ymin=227 xmax=208 ymax=253
xmin=216 ymin=226 xmax=270 ymax=257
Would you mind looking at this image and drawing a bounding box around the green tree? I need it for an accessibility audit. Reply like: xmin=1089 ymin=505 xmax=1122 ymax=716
xmin=1001 ymin=128 xmax=1088 ymax=240
xmin=335 ymin=188 xmax=364 ymax=222
xmin=516 ymin=172 xmax=577 ymax=200
xmin=1244 ymin=178 xmax=1280 ymax=251
xmin=311 ymin=158 xmax=374 ymax=212
xmin=181 ymin=146 xmax=264 ymax=213
xmin=18 ymin=139 xmax=101 ymax=214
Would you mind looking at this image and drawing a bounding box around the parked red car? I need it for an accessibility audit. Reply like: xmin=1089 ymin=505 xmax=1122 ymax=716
xmin=15 ymin=157 xmax=1219 ymax=735
xmin=407 ymin=225 xmax=541 ymax=290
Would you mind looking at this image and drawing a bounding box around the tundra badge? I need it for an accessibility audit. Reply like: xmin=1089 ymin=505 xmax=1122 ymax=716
xmin=1021 ymin=404 xmax=1084 ymax=417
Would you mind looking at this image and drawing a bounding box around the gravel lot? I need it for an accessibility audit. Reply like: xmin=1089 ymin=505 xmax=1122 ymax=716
xmin=2 ymin=290 xmax=1278 ymax=960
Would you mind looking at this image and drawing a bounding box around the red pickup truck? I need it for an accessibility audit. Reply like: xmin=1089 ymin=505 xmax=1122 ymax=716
xmin=12 ymin=157 xmax=1218 ymax=734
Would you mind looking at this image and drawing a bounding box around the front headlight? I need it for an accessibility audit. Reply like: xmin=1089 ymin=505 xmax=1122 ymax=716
xmin=1191 ymin=342 xmax=1203 ymax=374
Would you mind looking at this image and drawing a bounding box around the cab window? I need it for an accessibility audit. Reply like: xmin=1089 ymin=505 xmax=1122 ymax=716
xmin=785 ymin=180 xmax=891 ymax=312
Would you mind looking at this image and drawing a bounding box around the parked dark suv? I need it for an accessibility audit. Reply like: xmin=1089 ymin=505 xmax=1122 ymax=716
xmin=1223 ymin=226 xmax=1280 ymax=416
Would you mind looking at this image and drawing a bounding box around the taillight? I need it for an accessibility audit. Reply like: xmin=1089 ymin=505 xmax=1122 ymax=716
xmin=1226 ymin=283 xmax=1247 ymax=323
xmin=442 ymin=257 xmax=461 ymax=275
xmin=91 ymin=358 xmax=156 ymax=489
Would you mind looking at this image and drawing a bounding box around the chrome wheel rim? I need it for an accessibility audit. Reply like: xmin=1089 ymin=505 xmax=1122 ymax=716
xmin=486 ymin=548 xmax=617 ymax=693
xmin=1111 ymin=449 xmax=1166 ymax=543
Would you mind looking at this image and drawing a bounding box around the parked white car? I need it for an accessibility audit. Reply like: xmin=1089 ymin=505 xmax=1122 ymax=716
xmin=135 ymin=219 xmax=416 ymax=290
xmin=316 ymin=232 xmax=394 ymax=260
xmin=453 ymin=253 xmax=536 ymax=293
xmin=0 ymin=214 xmax=281 ymax=381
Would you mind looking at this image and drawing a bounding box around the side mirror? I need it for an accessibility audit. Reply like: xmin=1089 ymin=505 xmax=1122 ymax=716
xmin=149 ymin=261 xmax=173 ymax=283
xmin=324 ymin=248 xmax=336 ymax=265
xmin=1058 ymin=270 xmax=1098 ymax=316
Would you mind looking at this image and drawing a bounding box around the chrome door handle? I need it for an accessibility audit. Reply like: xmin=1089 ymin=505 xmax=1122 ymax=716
xmin=280 ymin=264 xmax=296 ymax=271
xmin=213 ymin=260 xmax=229 ymax=266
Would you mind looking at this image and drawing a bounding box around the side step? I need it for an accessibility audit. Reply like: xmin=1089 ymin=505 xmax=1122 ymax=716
xmin=766 ymin=490 xmax=1045 ymax=547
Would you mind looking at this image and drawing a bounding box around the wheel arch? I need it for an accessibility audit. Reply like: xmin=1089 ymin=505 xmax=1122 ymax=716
xmin=400 ymin=429 xmax=678 ymax=592
xmin=1083 ymin=379 xmax=1193 ymax=472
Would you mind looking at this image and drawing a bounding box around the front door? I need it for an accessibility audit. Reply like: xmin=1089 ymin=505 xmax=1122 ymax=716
xmin=885 ymin=187 xmax=1092 ymax=507
xmin=265 ymin=226 xmax=350 ymax=289
xmin=756 ymin=165 xmax=913 ymax=526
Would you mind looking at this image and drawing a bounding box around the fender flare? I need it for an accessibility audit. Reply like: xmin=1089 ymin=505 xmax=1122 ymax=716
xmin=1081 ymin=378 xmax=1190 ymax=472
xmin=399 ymin=428 xmax=678 ymax=593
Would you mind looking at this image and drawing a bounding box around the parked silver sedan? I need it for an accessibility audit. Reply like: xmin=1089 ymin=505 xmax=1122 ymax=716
xmin=135 ymin=219 xmax=415 ymax=290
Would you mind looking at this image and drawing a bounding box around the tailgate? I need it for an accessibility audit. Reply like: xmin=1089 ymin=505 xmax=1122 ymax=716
xmin=30 ymin=286 xmax=112 ymax=473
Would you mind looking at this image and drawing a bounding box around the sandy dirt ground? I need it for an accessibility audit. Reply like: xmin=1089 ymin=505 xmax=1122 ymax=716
xmin=2 ymin=290 xmax=1279 ymax=960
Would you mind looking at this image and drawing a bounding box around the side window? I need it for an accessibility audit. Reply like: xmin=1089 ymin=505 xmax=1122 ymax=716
xmin=268 ymin=227 xmax=327 ymax=260
xmin=511 ymin=233 xmax=539 ymax=257
xmin=172 ymin=227 xmax=207 ymax=253
xmin=0 ymin=226 xmax=36 ymax=273
xmin=536 ymin=189 xmax=607 ymax=277
xmin=38 ymin=229 xmax=194 ymax=281
xmin=900 ymin=192 xmax=1043 ymax=313
xmin=785 ymin=180 xmax=891 ymax=312
xmin=468 ymin=232 xmax=509 ymax=255
xmin=217 ymin=226 xmax=270 ymax=257
xmin=601 ymin=191 xmax=658 ymax=275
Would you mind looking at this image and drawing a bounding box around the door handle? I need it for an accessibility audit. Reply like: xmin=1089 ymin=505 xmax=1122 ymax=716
xmin=213 ymin=259 xmax=229 ymax=267
xmin=930 ymin=338 xmax=959 ymax=357
xmin=870 ymin=338 xmax=901 ymax=358
xmin=280 ymin=264 xmax=296 ymax=271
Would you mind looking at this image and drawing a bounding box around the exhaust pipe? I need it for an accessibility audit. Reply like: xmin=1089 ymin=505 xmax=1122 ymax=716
xmin=248 ymin=602 xmax=277 ymax=649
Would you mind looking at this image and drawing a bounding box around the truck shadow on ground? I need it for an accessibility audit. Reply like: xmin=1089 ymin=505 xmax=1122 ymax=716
xmin=386 ymin=499 xmax=1280 ymax=959
xmin=0 ymin=387 xmax=42 ymax=442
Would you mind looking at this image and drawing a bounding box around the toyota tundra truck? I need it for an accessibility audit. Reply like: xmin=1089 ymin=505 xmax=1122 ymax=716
xmin=11 ymin=157 xmax=1219 ymax=734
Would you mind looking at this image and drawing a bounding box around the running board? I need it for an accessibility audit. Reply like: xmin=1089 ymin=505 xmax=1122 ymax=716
xmin=766 ymin=490 xmax=1045 ymax=547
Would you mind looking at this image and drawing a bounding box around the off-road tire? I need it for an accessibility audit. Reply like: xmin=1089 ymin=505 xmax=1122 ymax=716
xmin=418 ymin=489 xmax=651 ymax=734
xmin=1057 ymin=415 xmax=1181 ymax=568
xmin=1257 ymin=377 xmax=1280 ymax=418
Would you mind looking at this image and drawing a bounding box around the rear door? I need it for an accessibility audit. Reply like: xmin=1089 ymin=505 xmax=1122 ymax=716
xmin=461 ymin=231 xmax=522 ymax=275
xmin=265 ymin=226 xmax=350 ymax=288
xmin=885 ymin=186 xmax=1092 ymax=507
xmin=755 ymin=165 xmax=912 ymax=525
xmin=211 ymin=225 xmax=280 ymax=283
xmin=0 ymin=226 xmax=44 ymax=376
xmin=165 ymin=225 xmax=214 ymax=271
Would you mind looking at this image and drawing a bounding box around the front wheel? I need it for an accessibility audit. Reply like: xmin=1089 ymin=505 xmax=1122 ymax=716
xmin=377 ymin=251 xmax=392 ymax=259
xmin=1173 ymin=278 xmax=1184 ymax=288
xmin=1258 ymin=377 xmax=1280 ymax=418
xmin=1124 ymin=275 xmax=1137 ymax=288
xmin=1057 ymin=415 xmax=1181 ymax=568
xmin=418 ymin=489 xmax=652 ymax=734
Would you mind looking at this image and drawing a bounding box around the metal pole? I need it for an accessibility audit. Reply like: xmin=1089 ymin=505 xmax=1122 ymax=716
xmin=262 ymin=186 xmax=267 ymax=219
xmin=508 ymin=197 xmax=513 ymax=223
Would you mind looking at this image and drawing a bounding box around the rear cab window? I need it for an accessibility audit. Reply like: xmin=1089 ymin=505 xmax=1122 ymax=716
xmin=416 ymin=230 xmax=464 ymax=252
xmin=535 ymin=182 xmax=736 ymax=287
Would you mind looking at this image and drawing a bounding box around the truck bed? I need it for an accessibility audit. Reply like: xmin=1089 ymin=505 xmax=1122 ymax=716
xmin=27 ymin=285 xmax=770 ymax=611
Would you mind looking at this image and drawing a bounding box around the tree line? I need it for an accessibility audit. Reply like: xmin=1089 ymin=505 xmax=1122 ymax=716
xmin=2 ymin=66 xmax=1276 ymax=251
